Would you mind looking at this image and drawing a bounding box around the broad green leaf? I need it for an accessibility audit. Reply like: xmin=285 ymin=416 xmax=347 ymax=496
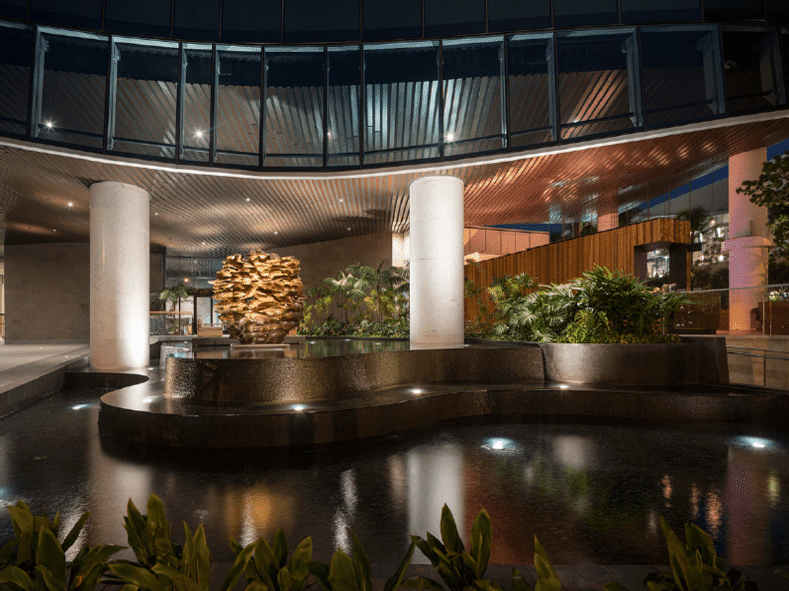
xmin=349 ymin=532 xmax=371 ymax=591
xmin=533 ymin=538 xmax=560 ymax=591
xmin=182 ymin=524 xmax=194 ymax=577
xmin=8 ymin=505 xmax=35 ymax=566
xmin=273 ymin=530 xmax=288 ymax=570
xmin=151 ymin=561 xmax=199 ymax=591
xmin=252 ymin=540 xmax=276 ymax=589
xmin=510 ymin=568 xmax=531 ymax=591
xmin=229 ymin=540 xmax=245 ymax=557
xmin=36 ymin=529 xmax=65 ymax=589
xmin=0 ymin=565 xmax=36 ymax=591
xmin=382 ymin=541 xmax=415 ymax=591
xmin=461 ymin=553 xmax=479 ymax=580
xmin=108 ymin=562 xmax=167 ymax=591
xmin=61 ymin=514 xmax=89 ymax=553
xmin=245 ymin=582 xmax=269 ymax=591
xmin=117 ymin=584 xmax=139 ymax=591
xmin=473 ymin=580 xmax=505 ymax=591
xmin=217 ymin=544 xmax=254 ymax=591
xmin=34 ymin=566 xmax=62 ymax=591
xmin=401 ymin=577 xmax=445 ymax=591
xmin=277 ymin=567 xmax=293 ymax=591
xmin=469 ymin=510 xmax=491 ymax=579
xmin=439 ymin=506 xmax=463 ymax=555
xmin=287 ymin=537 xmax=312 ymax=581
xmin=145 ymin=495 xmax=171 ymax=547
xmin=328 ymin=549 xmax=358 ymax=591
xmin=308 ymin=561 xmax=331 ymax=591
xmin=191 ymin=525 xmax=211 ymax=591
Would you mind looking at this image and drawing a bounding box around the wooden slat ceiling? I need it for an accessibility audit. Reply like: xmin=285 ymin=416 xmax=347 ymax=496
xmin=1 ymin=113 xmax=789 ymax=260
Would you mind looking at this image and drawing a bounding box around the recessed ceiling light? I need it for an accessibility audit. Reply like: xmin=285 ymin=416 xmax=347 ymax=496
xmin=347 ymin=227 xmax=351 ymax=231
xmin=52 ymin=229 xmax=56 ymax=232
xmin=274 ymin=231 xmax=278 ymax=235
xmin=339 ymin=198 xmax=344 ymax=203
xmin=246 ymin=198 xmax=250 ymax=202
xmin=154 ymin=212 xmax=158 ymax=216
xmin=45 ymin=121 xmax=53 ymax=129
xmin=446 ymin=132 xmax=455 ymax=142
xmin=194 ymin=130 xmax=204 ymax=138
xmin=67 ymin=201 xmax=73 ymax=208
xmin=202 ymin=242 xmax=206 ymax=245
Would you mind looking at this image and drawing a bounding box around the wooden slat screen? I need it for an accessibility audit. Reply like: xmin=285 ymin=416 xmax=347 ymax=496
xmin=465 ymin=218 xmax=691 ymax=321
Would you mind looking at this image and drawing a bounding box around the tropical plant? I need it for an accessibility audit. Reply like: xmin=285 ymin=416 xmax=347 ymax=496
xmin=737 ymin=150 xmax=789 ymax=254
xmin=107 ymin=494 xmax=253 ymax=591
xmin=0 ymin=501 xmax=123 ymax=591
xmin=310 ymin=530 xmax=414 ymax=591
xmin=152 ymin=284 xmax=191 ymax=311
xmin=230 ymin=529 xmax=313 ymax=591
xmin=603 ymin=516 xmax=756 ymax=591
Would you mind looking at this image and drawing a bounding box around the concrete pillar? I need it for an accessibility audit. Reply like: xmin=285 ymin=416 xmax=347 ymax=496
xmin=90 ymin=181 xmax=150 ymax=369
xmin=409 ymin=176 xmax=464 ymax=349
xmin=725 ymin=148 xmax=773 ymax=332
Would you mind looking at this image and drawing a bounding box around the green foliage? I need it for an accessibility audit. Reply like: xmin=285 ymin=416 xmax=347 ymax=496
xmin=230 ymin=529 xmax=313 ymax=591
xmin=737 ymin=151 xmax=789 ymax=254
xmin=108 ymin=494 xmax=253 ymax=591
xmin=483 ymin=266 xmax=690 ymax=343
xmin=0 ymin=501 xmax=123 ymax=591
xmin=151 ymin=284 xmax=191 ymax=310
xmin=603 ymin=516 xmax=756 ymax=591
xmin=310 ymin=531 xmax=414 ymax=591
xmin=299 ymin=263 xmax=409 ymax=337
xmin=405 ymin=505 xmax=494 ymax=591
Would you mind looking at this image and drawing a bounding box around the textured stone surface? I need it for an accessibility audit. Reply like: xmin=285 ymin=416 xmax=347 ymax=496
xmin=540 ymin=343 xmax=698 ymax=384
xmin=163 ymin=347 xmax=545 ymax=404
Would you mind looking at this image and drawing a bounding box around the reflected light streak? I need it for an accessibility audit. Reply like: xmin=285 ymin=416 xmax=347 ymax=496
xmin=769 ymin=473 xmax=780 ymax=508
xmin=690 ymin=484 xmax=700 ymax=520
xmin=662 ymin=475 xmax=672 ymax=501
xmin=706 ymin=489 xmax=722 ymax=537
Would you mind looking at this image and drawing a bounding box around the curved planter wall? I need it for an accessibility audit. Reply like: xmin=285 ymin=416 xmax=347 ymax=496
xmin=164 ymin=347 xmax=545 ymax=405
xmin=540 ymin=343 xmax=698 ymax=385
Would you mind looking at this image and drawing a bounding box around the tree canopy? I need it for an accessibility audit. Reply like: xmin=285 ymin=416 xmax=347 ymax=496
xmin=737 ymin=151 xmax=789 ymax=253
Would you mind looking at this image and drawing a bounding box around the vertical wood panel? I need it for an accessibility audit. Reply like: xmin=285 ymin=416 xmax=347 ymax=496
xmin=464 ymin=219 xmax=691 ymax=321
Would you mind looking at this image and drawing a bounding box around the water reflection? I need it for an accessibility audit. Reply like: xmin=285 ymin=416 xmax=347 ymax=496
xmin=2 ymin=389 xmax=789 ymax=566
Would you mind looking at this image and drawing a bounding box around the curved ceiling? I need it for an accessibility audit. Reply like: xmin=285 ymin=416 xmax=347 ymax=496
xmin=1 ymin=110 xmax=789 ymax=260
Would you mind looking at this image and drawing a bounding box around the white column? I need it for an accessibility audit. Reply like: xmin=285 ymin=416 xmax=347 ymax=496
xmin=90 ymin=181 xmax=150 ymax=370
xmin=409 ymin=176 xmax=464 ymax=349
xmin=725 ymin=148 xmax=773 ymax=332
xmin=392 ymin=232 xmax=410 ymax=268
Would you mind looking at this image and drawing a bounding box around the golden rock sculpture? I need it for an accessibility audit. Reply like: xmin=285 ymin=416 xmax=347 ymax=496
xmin=212 ymin=251 xmax=304 ymax=344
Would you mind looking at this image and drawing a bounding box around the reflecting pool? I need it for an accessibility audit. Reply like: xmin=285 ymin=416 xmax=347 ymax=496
xmin=2 ymin=386 xmax=789 ymax=566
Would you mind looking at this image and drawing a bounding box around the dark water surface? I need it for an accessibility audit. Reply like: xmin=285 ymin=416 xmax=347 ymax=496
xmin=2 ymin=387 xmax=789 ymax=566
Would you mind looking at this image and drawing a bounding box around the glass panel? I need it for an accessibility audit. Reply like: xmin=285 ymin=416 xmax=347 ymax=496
xmin=180 ymin=43 xmax=213 ymax=163
xmin=722 ymin=28 xmax=785 ymax=115
xmin=488 ymin=0 xmax=550 ymax=33
xmin=263 ymin=47 xmax=324 ymax=168
xmin=109 ymin=37 xmax=179 ymax=160
xmin=640 ymin=25 xmax=725 ymax=129
xmin=620 ymin=0 xmax=701 ymax=24
xmin=424 ymin=0 xmax=484 ymax=37
xmin=363 ymin=40 xmax=439 ymax=165
xmin=215 ymin=45 xmax=261 ymax=168
xmin=105 ymin=0 xmax=172 ymax=38
xmin=553 ymin=0 xmax=618 ymax=28
xmin=283 ymin=0 xmax=359 ymax=42
xmin=0 ymin=0 xmax=27 ymax=20
xmin=222 ymin=0 xmax=281 ymax=43
xmin=33 ymin=28 xmax=107 ymax=149
xmin=557 ymin=28 xmax=642 ymax=141
xmin=327 ymin=46 xmax=360 ymax=168
xmin=30 ymin=0 xmax=101 ymax=29
xmin=442 ymin=36 xmax=505 ymax=157
xmin=704 ymin=0 xmax=765 ymax=23
xmin=508 ymin=32 xmax=555 ymax=148
xmin=363 ymin=0 xmax=421 ymax=42
xmin=173 ymin=0 xmax=219 ymax=41
xmin=0 ymin=22 xmax=32 ymax=138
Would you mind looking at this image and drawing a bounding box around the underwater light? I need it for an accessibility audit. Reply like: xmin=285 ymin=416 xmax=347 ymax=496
xmin=292 ymin=404 xmax=306 ymax=411
xmin=483 ymin=438 xmax=516 ymax=451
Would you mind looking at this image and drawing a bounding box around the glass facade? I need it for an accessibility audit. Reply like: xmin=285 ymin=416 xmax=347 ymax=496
xmin=105 ymin=0 xmax=171 ymax=38
xmin=0 ymin=17 xmax=787 ymax=171
xmin=33 ymin=28 xmax=107 ymax=150
xmin=363 ymin=40 xmax=440 ymax=165
xmin=0 ymin=22 xmax=32 ymax=138
xmin=640 ymin=25 xmax=725 ymax=129
xmin=556 ymin=28 xmax=642 ymax=140
xmin=108 ymin=37 xmax=179 ymax=160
